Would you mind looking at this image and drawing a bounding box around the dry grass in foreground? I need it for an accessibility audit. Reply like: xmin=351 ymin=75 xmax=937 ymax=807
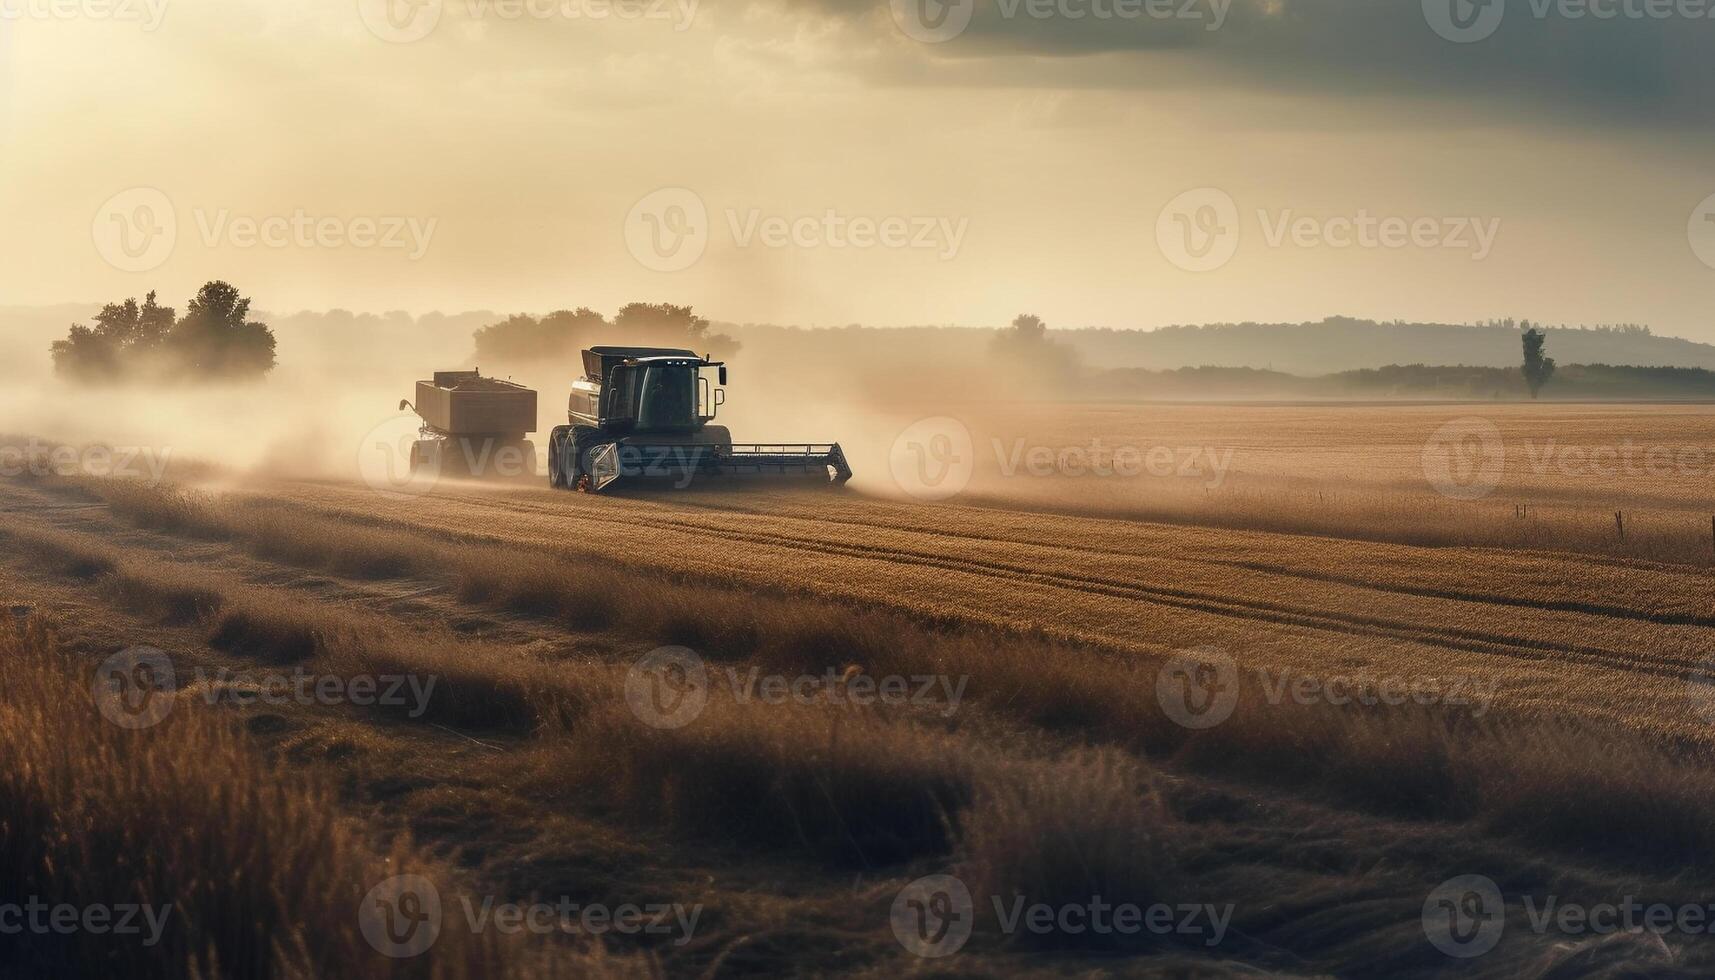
xmin=24 ymin=477 xmax=1715 ymax=878
xmin=0 ymin=618 xmax=647 ymax=979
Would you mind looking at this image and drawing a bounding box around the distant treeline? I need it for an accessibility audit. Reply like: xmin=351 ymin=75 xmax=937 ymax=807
xmin=50 ymin=282 xmax=276 ymax=385
xmin=713 ymin=316 xmax=1715 ymax=375
xmin=1052 ymin=317 xmax=1715 ymax=374
xmin=1086 ymin=363 xmax=1715 ymax=400
xmin=471 ymin=303 xmax=738 ymax=364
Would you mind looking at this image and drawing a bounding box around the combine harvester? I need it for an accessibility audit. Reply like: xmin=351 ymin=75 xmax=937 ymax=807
xmin=546 ymin=346 xmax=852 ymax=492
xmin=401 ymin=370 xmax=538 ymax=478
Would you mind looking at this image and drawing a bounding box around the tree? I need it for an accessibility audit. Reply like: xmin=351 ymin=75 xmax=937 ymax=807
xmin=50 ymin=291 xmax=177 ymax=382
xmin=613 ymin=302 xmax=737 ymax=357
xmin=989 ymin=312 xmax=1079 ymax=387
xmin=473 ymin=308 xmax=608 ymax=364
xmin=1521 ymin=325 xmax=1555 ymax=399
xmin=167 ymin=281 xmax=277 ymax=380
xmin=49 ymin=324 xmax=121 ymax=382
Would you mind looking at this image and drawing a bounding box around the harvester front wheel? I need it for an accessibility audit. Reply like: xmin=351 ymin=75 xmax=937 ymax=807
xmin=568 ymin=426 xmax=611 ymax=493
xmin=548 ymin=425 xmax=612 ymax=492
xmin=547 ymin=426 xmax=570 ymax=488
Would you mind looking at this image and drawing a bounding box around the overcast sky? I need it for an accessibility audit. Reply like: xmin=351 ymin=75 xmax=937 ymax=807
xmin=3 ymin=0 xmax=1713 ymax=338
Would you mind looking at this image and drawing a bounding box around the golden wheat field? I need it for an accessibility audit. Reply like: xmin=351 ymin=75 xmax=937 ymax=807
xmin=3 ymin=403 xmax=1714 ymax=978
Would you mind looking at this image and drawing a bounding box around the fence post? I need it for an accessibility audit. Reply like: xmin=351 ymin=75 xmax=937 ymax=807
xmin=1615 ymin=511 xmax=1625 ymax=541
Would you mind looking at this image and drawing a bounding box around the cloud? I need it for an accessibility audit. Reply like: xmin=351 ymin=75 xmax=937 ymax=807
xmin=760 ymin=0 xmax=1715 ymax=125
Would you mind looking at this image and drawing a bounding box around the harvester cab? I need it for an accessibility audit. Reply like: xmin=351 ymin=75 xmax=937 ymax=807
xmin=547 ymin=346 xmax=851 ymax=492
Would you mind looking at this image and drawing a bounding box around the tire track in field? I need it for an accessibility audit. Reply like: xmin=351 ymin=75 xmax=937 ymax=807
xmin=595 ymin=491 xmax=1715 ymax=628
xmin=426 ymin=483 xmax=1711 ymax=628
xmin=533 ymin=506 xmax=1701 ymax=678
xmin=291 ymin=484 xmax=1711 ymax=681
